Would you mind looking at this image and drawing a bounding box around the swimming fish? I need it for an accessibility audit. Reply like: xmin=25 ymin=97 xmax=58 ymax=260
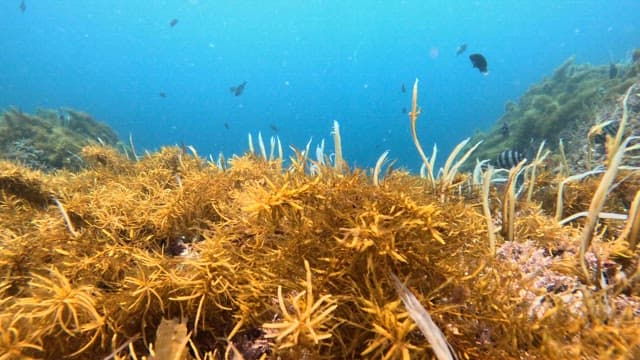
xmin=159 ymin=92 xmax=167 ymax=98
xmin=230 ymin=81 xmax=247 ymax=96
xmin=501 ymin=122 xmax=509 ymax=138
xmin=456 ymin=43 xmax=467 ymax=56
xmin=609 ymin=63 xmax=618 ymax=79
xmin=57 ymin=109 xmax=71 ymax=126
xmin=469 ymin=53 xmax=488 ymax=74
xmin=496 ymin=150 xmax=525 ymax=169
xmin=169 ymin=18 xmax=178 ymax=27
xmin=224 ymin=122 xmax=230 ymax=130
xmin=19 ymin=0 xmax=26 ymax=13
xmin=270 ymin=123 xmax=279 ymax=132
xmin=401 ymin=84 xmax=406 ymax=93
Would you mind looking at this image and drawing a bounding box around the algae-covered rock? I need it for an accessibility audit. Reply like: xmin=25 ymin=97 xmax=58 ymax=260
xmin=472 ymin=55 xmax=640 ymax=167
xmin=0 ymin=107 xmax=120 ymax=171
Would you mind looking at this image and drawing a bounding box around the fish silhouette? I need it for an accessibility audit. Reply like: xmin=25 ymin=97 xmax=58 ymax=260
xmin=169 ymin=18 xmax=178 ymax=27
xmin=456 ymin=43 xmax=467 ymax=56
xmin=230 ymin=81 xmax=247 ymax=96
xmin=469 ymin=53 xmax=488 ymax=74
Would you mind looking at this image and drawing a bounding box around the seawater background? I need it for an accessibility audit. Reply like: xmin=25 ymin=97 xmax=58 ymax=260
xmin=1 ymin=1 xmax=639 ymax=170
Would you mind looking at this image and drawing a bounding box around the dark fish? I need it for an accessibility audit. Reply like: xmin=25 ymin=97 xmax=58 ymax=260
xmin=456 ymin=43 xmax=467 ymax=56
xmin=496 ymin=150 xmax=525 ymax=169
xmin=224 ymin=122 xmax=230 ymax=130
xmin=270 ymin=123 xmax=278 ymax=132
xmin=230 ymin=81 xmax=247 ymax=96
xmin=401 ymin=84 xmax=406 ymax=93
xmin=469 ymin=53 xmax=488 ymax=74
xmin=19 ymin=0 xmax=26 ymax=13
xmin=501 ymin=122 xmax=509 ymax=138
xmin=169 ymin=18 xmax=178 ymax=27
xmin=401 ymin=107 xmax=406 ymax=114
xmin=609 ymin=63 xmax=618 ymax=79
xmin=159 ymin=92 xmax=167 ymax=98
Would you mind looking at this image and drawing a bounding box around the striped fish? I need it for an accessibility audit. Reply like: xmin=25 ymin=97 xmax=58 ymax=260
xmin=496 ymin=150 xmax=526 ymax=169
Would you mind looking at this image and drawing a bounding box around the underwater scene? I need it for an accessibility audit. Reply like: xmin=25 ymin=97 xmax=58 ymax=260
xmin=2 ymin=1 xmax=640 ymax=359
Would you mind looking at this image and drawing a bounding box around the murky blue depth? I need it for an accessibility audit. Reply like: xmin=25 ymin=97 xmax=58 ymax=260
xmin=2 ymin=1 xmax=639 ymax=170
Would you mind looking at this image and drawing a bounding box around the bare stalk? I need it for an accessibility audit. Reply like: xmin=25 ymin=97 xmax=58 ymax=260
xmin=526 ymin=140 xmax=549 ymax=203
xmin=618 ymin=190 xmax=640 ymax=249
xmin=579 ymin=136 xmax=638 ymax=281
xmin=373 ymin=150 xmax=390 ymax=187
xmin=408 ymin=79 xmax=435 ymax=188
xmin=555 ymin=169 xmax=605 ymax=222
xmin=558 ymin=138 xmax=570 ymax=177
xmin=482 ymin=167 xmax=497 ymax=255
xmin=501 ymin=159 xmax=527 ymax=242
xmin=51 ymin=196 xmax=78 ymax=238
xmin=390 ymin=273 xmax=456 ymax=360
xmin=332 ymin=120 xmax=346 ymax=172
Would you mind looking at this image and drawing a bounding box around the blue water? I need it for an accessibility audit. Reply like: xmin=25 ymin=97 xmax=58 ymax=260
xmin=2 ymin=1 xmax=639 ymax=171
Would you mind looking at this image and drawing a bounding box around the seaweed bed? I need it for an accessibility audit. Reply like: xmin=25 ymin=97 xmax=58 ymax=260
xmin=1 ymin=62 xmax=640 ymax=360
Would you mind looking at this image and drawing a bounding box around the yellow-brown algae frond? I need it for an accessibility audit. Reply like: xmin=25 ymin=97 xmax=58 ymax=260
xmin=359 ymin=297 xmax=419 ymax=360
xmin=15 ymin=267 xmax=105 ymax=356
xmin=408 ymin=78 xmax=435 ymax=188
xmin=579 ymin=136 xmax=639 ymax=281
xmin=263 ymin=260 xmax=337 ymax=351
xmin=390 ymin=273 xmax=456 ymax=360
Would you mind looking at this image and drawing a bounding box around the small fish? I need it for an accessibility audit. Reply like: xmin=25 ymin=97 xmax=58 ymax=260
xmin=230 ymin=81 xmax=247 ymax=96
xmin=501 ymin=122 xmax=509 ymax=138
xmin=496 ymin=150 xmax=525 ymax=169
xmin=401 ymin=107 xmax=406 ymax=114
xmin=224 ymin=122 xmax=230 ymax=130
xmin=469 ymin=53 xmax=488 ymax=74
xmin=401 ymin=84 xmax=406 ymax=93
xmin=609 ymin=63 xmax=618 ymax=79
xmin=270 ymin=123 xmax=278 ymax=132
xmin=19 ymin=0 xmax=26 ymax=13
xmin=456 ymin=43 xmax=467 ymax=56
xmin=169 ymin=18 xmax=178 ymax=27
xmin=159 ymin=92 xmax=167 ymax=98
xmin=58 ymin=109 xmax=71 ymax=126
